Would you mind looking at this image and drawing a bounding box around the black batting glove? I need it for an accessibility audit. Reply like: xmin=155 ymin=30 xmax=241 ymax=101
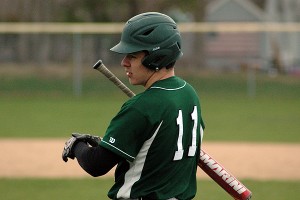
xmin=62 ymin=136 xmax=78 ymax=162
xmin=71 ymin=133 xmax=102 ymax=147
xmin=62 ymin=133 xmax=102 ymax=162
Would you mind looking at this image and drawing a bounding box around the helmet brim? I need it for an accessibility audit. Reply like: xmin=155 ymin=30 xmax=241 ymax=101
xmin=110 ymin=41 xmax=145 ymax=54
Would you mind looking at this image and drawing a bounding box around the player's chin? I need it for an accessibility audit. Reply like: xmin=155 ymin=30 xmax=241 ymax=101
xmin=128 ymin=79 xmax=139 ymax=85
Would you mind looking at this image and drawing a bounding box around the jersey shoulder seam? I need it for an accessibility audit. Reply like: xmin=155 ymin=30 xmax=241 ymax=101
xmin=149 ymin=81 xmax=186 ymax=91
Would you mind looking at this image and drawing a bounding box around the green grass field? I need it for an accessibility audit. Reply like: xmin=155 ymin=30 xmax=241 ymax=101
xmin=1 ymin=73 xmax=299 ymax=142
xmin=0 ymin=95 xmax=299 ymax=142
xmin=0 ymin=178 xmax=299 ymax=200
xmin=0 ymin=71 xmax=299 ymax=199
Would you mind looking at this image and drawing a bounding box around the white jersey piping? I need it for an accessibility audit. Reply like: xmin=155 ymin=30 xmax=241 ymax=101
xmin=117 ymin=121 xmax=163 ymax=199
xmin=150 ymin=81 xmax=186 ymax=91
xmin=102 ymin=140 xmax=135 ymax=160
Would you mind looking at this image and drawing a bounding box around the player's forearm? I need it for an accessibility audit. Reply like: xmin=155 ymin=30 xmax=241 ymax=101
xmin=74 ymin=142 xmax=120 ymax=177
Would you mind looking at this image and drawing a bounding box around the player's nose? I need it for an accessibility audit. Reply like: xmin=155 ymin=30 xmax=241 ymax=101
xmin=121 ymin=56 xmax=130 ymax=68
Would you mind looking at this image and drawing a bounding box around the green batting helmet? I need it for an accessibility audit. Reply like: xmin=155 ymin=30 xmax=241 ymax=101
xmin=110 ymin=12 xmax=183 ymax=70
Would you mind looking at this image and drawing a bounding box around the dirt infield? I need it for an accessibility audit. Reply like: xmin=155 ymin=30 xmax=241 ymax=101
xmin=1 ymin=139 xmax=299 ymax=180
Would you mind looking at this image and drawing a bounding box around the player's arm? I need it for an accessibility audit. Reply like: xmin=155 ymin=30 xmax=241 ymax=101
xmin=74 ymin=142 xmax=122 ymax=177
xmin=62 ymin=133 xmax=122 ymax=177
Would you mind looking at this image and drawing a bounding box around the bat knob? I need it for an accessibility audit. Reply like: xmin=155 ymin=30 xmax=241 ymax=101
xmin=93 ymin=60 xmax=103 ymax=69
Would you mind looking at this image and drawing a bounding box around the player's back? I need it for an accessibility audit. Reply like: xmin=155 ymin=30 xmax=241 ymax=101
xmin=126 ymin=76 xmax=204 ymax=199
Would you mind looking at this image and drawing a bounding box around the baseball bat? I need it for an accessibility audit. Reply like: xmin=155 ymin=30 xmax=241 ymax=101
xmin=93 ymin=60 xmax=252 ymax=200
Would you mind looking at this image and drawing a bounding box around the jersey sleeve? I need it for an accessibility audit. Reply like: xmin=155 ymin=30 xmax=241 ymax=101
xmin=100 ymin=102 xmax=150 ymax=162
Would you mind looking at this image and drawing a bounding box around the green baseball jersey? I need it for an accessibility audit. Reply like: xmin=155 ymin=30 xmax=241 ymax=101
xmin=100 ymin=76 xmax=205 ymax=200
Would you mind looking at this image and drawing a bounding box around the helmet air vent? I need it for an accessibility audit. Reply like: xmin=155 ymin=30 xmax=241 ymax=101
xmin=142 ymin=28 xmax=155 ymax=36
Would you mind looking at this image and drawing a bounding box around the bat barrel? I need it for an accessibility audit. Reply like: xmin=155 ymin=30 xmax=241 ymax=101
xmin=199 ymin=149 xmax=252 ymax=200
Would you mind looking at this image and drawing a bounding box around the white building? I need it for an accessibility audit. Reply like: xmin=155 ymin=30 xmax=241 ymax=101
xmin=204 ymin=0 xmax=300 ymax=73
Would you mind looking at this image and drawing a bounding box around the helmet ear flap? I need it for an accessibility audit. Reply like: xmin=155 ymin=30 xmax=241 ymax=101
xmin=142 ymin=42 xmax=182 ymax=71
xmin=142 ymin=49 xmax=169 ymax=71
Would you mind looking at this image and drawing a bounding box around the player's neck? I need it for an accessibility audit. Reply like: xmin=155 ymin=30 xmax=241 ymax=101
xmin=145 ymin=68 xmax=175 ymax=89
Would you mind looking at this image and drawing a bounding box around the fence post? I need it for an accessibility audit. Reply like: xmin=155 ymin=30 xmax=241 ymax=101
xmin=73 ymin=33 xmax=82 ymax=96
xmin=247 ymin=65 xmax=256 ymax=98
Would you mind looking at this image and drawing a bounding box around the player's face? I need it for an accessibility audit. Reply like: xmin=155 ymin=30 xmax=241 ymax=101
xmin=121 ymin=51 xmax=155 ymax=87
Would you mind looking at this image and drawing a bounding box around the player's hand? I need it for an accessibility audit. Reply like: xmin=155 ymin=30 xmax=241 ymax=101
xmin=71 ymin=133 xmax=102 ymax=147
xmin=62 ymin=136 xmax=78 ymax=162
xmin=62 ymin=133 xmax=102 ymax=162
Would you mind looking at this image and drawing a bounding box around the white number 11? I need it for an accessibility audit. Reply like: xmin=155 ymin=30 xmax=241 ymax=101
xmin=173 ymin=106 xmax=198 ymax=161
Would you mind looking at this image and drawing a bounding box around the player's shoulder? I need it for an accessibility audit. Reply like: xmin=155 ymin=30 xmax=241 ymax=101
xmin=120 ymin=91 xmax=150 ymax=111
xmin=122 ymin=76 xmax=197 ymax=108
xmin=120 ymin=87 xmax=162 ymax=111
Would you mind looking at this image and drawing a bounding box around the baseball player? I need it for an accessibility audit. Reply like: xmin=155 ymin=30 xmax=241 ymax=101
xmin=62 ymin=12 xmax=205 ymax=200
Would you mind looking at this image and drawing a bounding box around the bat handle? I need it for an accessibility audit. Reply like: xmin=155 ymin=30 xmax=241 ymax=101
xmin=93 ymin=60 xmax=103 ymax=69
xmin=93 ymin=60 xmax=136 ymax=98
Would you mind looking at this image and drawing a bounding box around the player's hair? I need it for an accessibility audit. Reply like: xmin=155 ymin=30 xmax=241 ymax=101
xmin=110 ymin=12 xmax=183 ymax=71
